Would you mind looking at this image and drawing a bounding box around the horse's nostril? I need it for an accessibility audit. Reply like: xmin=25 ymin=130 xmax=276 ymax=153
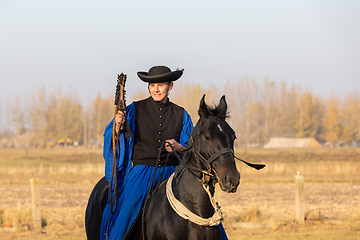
xmin=225 ymin=175 xmax=233 ymax=187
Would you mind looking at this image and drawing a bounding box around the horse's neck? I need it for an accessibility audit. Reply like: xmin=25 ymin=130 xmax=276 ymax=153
xmin=173 ymin=165 xmax=216 ymax=218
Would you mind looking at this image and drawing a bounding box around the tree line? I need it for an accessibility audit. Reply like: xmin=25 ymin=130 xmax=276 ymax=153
xmin=171 ymin=79 xmax=360 ymax=148
xmin=1 ymin=79 xmax=359 ymax=148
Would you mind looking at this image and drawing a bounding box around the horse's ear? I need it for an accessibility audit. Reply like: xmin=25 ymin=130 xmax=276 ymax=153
xmin=218 ymin=95 xmax=228 ymax=119
xmin=198 ymin=94 xmax=209 ymax=119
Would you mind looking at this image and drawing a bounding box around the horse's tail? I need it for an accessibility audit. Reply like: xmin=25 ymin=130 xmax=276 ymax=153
xmin=85 ymin=176 xmax=109 ymax=240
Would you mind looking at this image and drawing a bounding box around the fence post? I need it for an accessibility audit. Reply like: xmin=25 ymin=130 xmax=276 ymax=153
xmin=30 ymin=178 xmax=42 ymax=231
xmin=295 ymin=172 xmax=304 ymax=223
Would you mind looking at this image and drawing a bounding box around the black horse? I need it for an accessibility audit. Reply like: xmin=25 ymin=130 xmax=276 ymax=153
xmin=86 ymin=95 xmax=248 ymax=239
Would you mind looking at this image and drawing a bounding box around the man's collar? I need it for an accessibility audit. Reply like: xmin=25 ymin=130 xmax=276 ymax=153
xmin=148 ymin=96 xmax=170 ymax=107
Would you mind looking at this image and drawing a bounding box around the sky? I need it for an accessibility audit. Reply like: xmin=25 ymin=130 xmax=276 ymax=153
xmin=1 ymin=0 xmax=360 ymax=120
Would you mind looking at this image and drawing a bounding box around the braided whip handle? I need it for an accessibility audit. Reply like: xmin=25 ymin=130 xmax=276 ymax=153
xmin=110 ymin=73 xmax=127 ymax=214
xmin=114 ymin=73 xmax=127 ymax=111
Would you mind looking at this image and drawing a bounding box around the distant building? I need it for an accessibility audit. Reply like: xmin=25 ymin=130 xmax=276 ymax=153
xmin=263 ymin=137 xmax=322 ymax=148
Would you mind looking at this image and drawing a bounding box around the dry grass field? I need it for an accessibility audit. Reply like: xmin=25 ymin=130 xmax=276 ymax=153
xmin=0 ymin=147 xmax=359 ymax=240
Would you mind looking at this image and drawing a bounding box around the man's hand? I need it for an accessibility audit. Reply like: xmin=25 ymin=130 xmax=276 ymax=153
xmin=165 ymin=139 xmax=185 ymax=156
xmin=115 ymin=110 xmax=126 ymax=135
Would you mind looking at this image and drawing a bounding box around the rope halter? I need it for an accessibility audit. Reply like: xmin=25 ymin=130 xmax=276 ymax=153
xmin=166 ymin=173 xmax=223 ymax=226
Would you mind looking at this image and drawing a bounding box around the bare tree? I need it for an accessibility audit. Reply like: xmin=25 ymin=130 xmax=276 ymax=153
xmin=324 ymin=92 xmax=341 ymax=147
xmin=86 ymin=93 xmax=113 ymax=148
xmin=29 ymin=87 xmax=47 ymax=147
xmin=341 ymin=91 xmax=360 ymax=145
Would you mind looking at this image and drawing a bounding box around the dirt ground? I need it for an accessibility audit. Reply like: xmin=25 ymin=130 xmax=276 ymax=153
xmin=1 ymin=180 xmax=360 ymax=221
xmin=220 ymin=181 xmax=360 ymax=222
xmin=1 ymin=177 xmax=359 ymax=239
xmin=1 ymin=148 xmax=360 ymax=239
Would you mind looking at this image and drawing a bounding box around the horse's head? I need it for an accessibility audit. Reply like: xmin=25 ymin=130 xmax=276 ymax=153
xmin=190 ymin=94 xmax=240 ymax=193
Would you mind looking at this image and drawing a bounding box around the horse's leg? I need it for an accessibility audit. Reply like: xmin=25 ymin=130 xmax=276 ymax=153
xmin=85 ymin=176 xmax=109 ymax=240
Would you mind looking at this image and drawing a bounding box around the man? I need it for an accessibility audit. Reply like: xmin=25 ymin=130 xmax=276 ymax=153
xmin=100 ymin=66 xmax=194 ymax=240
xmin=100 ymin=65 xmax=228 ymax=240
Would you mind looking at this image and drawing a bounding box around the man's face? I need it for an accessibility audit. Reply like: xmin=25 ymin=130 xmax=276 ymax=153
xmin=148 ymin=82 xmax=173 ymax=103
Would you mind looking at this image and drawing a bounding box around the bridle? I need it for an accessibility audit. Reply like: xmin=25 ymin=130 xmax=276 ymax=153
xmin=194 ymin=147 xmax=234 ymax=166
xmin=183 ymin=136 xmax=234 ymax=184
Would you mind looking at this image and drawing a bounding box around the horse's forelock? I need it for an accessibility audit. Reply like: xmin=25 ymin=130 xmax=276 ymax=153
xmin=206 ymin=104 xmax=230 ymax=120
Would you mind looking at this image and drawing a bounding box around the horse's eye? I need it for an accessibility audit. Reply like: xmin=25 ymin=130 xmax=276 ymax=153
xmin=203 ymin=132 xmax=211 ymax=140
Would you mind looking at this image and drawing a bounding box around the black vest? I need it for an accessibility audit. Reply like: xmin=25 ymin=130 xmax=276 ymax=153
xmin=132 ymin=97 xmax=184 ymax=167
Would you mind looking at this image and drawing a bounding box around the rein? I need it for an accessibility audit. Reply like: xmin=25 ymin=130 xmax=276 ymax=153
xmin=188 ymin=136 xmax=265 ymax=171
xmin=180 ymin=137 xmax=233 ymax=183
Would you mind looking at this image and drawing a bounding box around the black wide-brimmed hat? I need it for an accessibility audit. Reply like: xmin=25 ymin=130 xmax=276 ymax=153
xmin=137 ymin=66 xmax=183 ymax=83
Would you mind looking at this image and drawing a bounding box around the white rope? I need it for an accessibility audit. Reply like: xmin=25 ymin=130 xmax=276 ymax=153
xmin=166 ymin=173 xmax=223 ymax=226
